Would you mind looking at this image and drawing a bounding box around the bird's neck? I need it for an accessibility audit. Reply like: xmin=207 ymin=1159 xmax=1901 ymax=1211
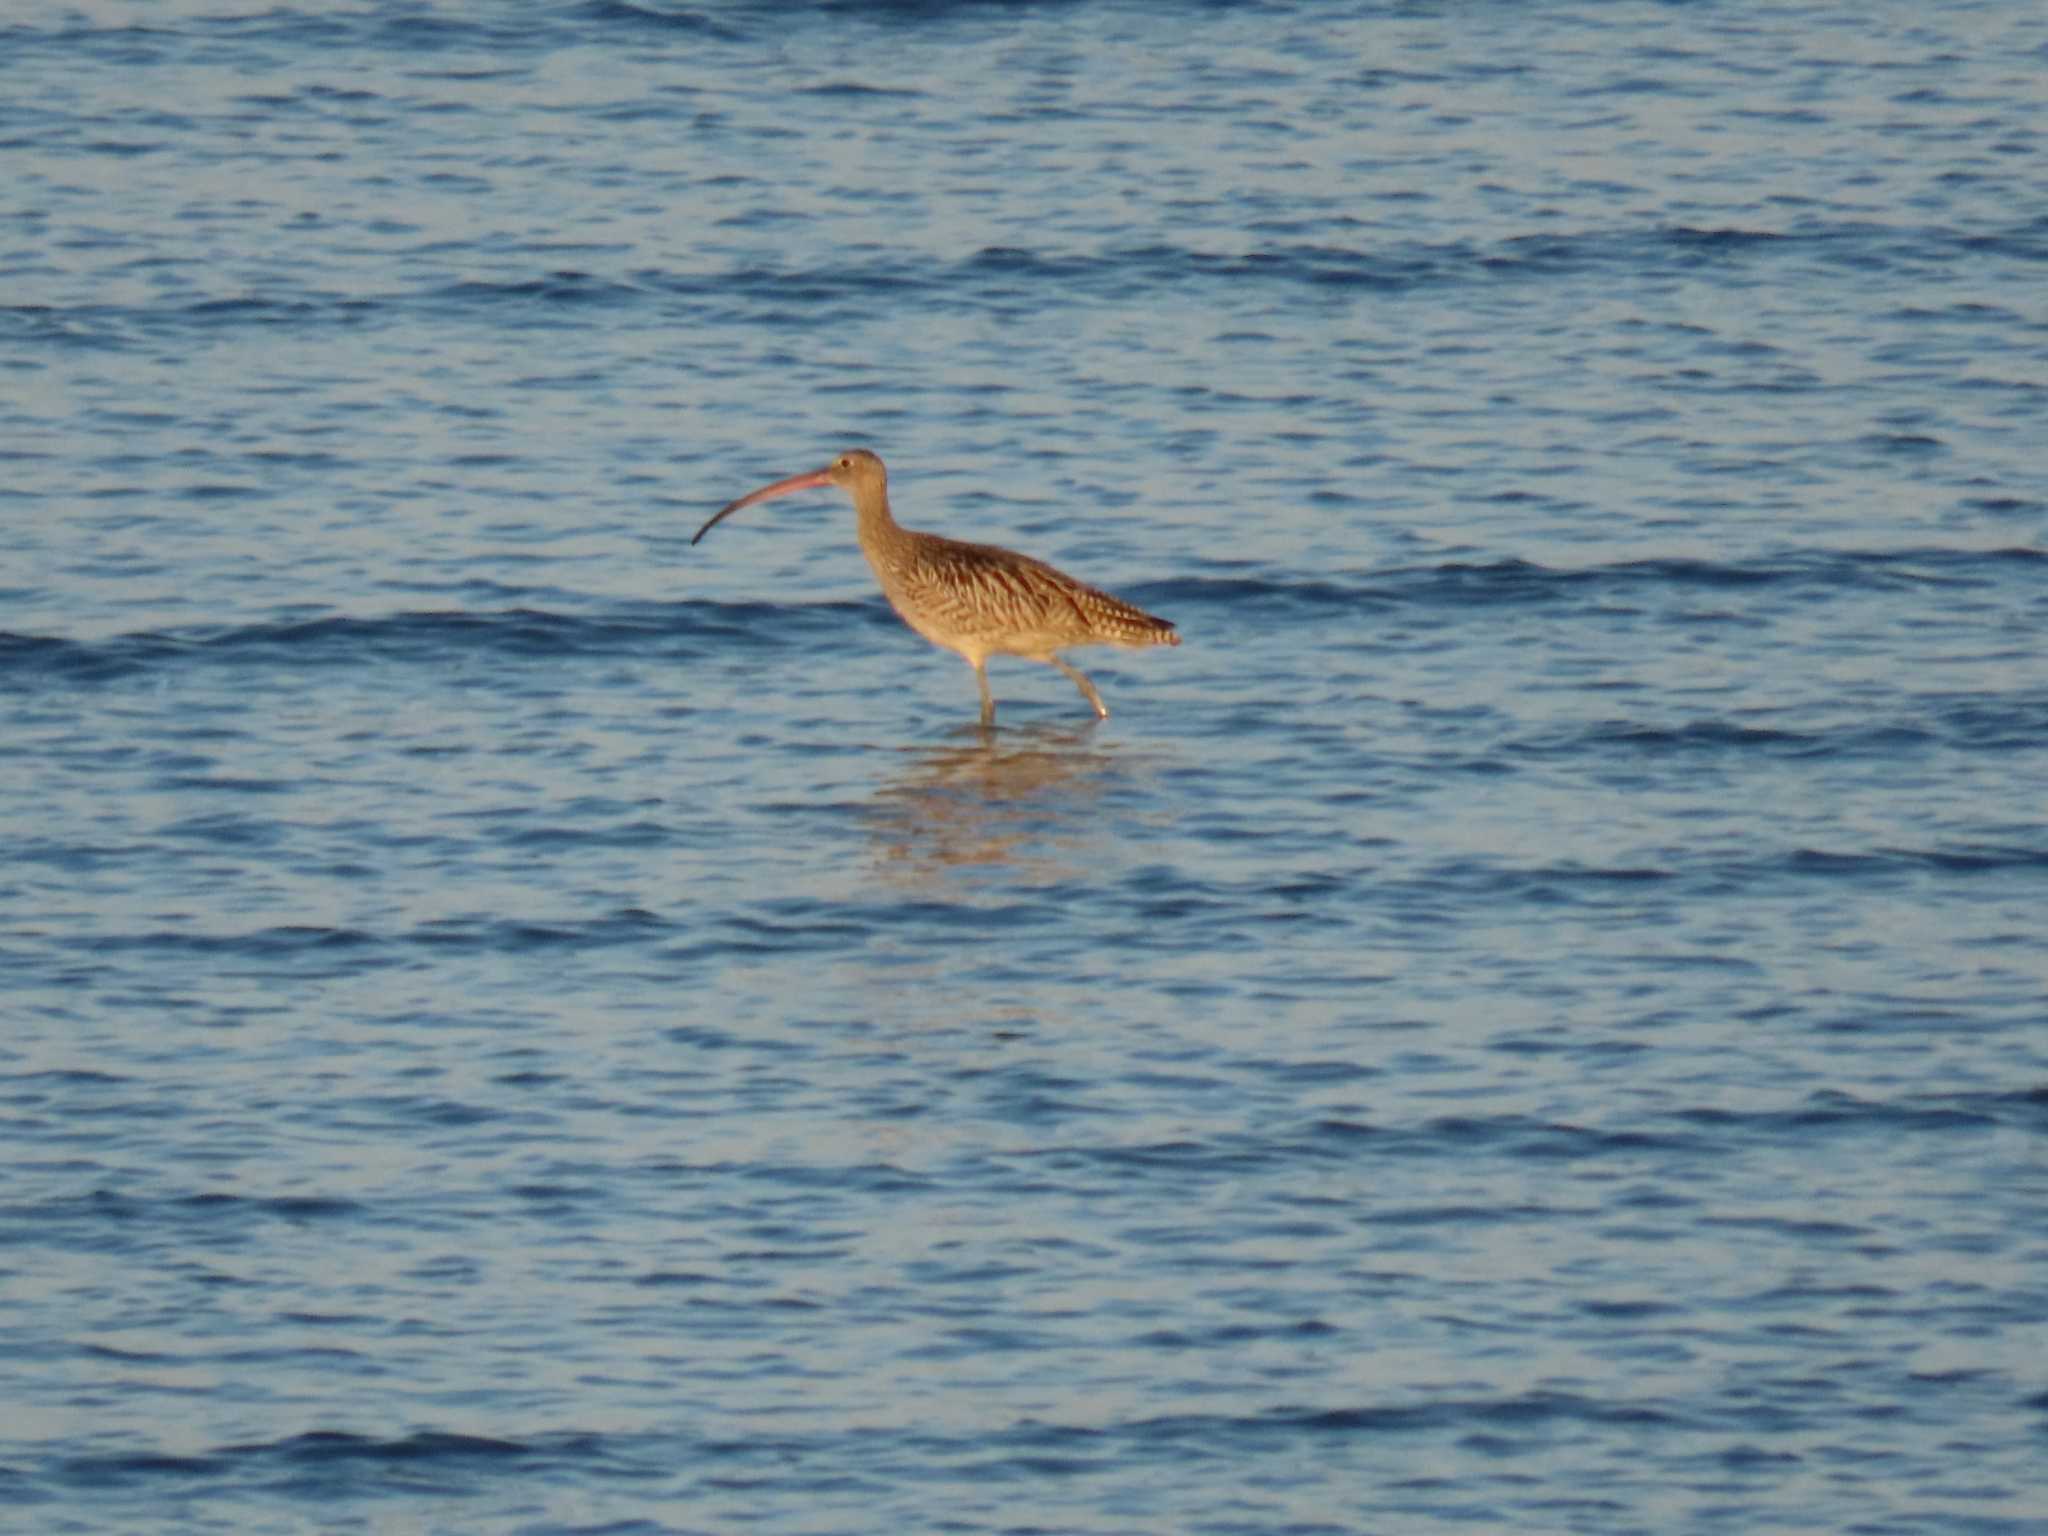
xmin=853 ymin=485 xmax=906 ymax=558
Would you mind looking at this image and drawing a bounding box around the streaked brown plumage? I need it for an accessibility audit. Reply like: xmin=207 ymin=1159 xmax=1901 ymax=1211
xmin=693 ymin=449 xmax=1179 ymax=726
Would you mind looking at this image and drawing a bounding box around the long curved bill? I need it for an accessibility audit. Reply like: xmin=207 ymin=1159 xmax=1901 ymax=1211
xmin=691 ymin=466 xmax=835 ymax=546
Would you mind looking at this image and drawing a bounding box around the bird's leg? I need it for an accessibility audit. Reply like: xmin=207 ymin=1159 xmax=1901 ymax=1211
xmin=974 ymin=660 xmax=996 ymax=728
xmin=1049 ymin=655 xmax=1109 ymax=718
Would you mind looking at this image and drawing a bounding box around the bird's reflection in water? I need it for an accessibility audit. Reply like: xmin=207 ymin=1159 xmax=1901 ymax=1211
xmin=868 ymin=722 xmax=1122 ymax=886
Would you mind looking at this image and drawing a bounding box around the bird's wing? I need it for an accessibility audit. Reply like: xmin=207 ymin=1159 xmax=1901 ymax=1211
xmin=894 ymin=539 xmax=1082 ymax=634
xmin=889 ymin=535 xmax=1175 ymax=648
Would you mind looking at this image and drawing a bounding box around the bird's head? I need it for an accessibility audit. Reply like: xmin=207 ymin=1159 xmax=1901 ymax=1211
xmin=693 ymin=448 xmax=888 ymax=546
xmin=824 ymin=447 xmax=886 ymax=495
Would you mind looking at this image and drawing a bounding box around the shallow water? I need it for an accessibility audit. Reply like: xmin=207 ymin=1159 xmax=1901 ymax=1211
xmin=5 ymin=2 xmax=2047 ymax=1532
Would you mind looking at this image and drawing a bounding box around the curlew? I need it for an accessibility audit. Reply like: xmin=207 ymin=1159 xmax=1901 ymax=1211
xmin=692 ymin=449 xmax=1179 ymax=727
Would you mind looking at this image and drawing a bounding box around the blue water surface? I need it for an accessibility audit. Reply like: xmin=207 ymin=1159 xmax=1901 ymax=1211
xmin=3 ymin=2 xmax=2047 ymax=1532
